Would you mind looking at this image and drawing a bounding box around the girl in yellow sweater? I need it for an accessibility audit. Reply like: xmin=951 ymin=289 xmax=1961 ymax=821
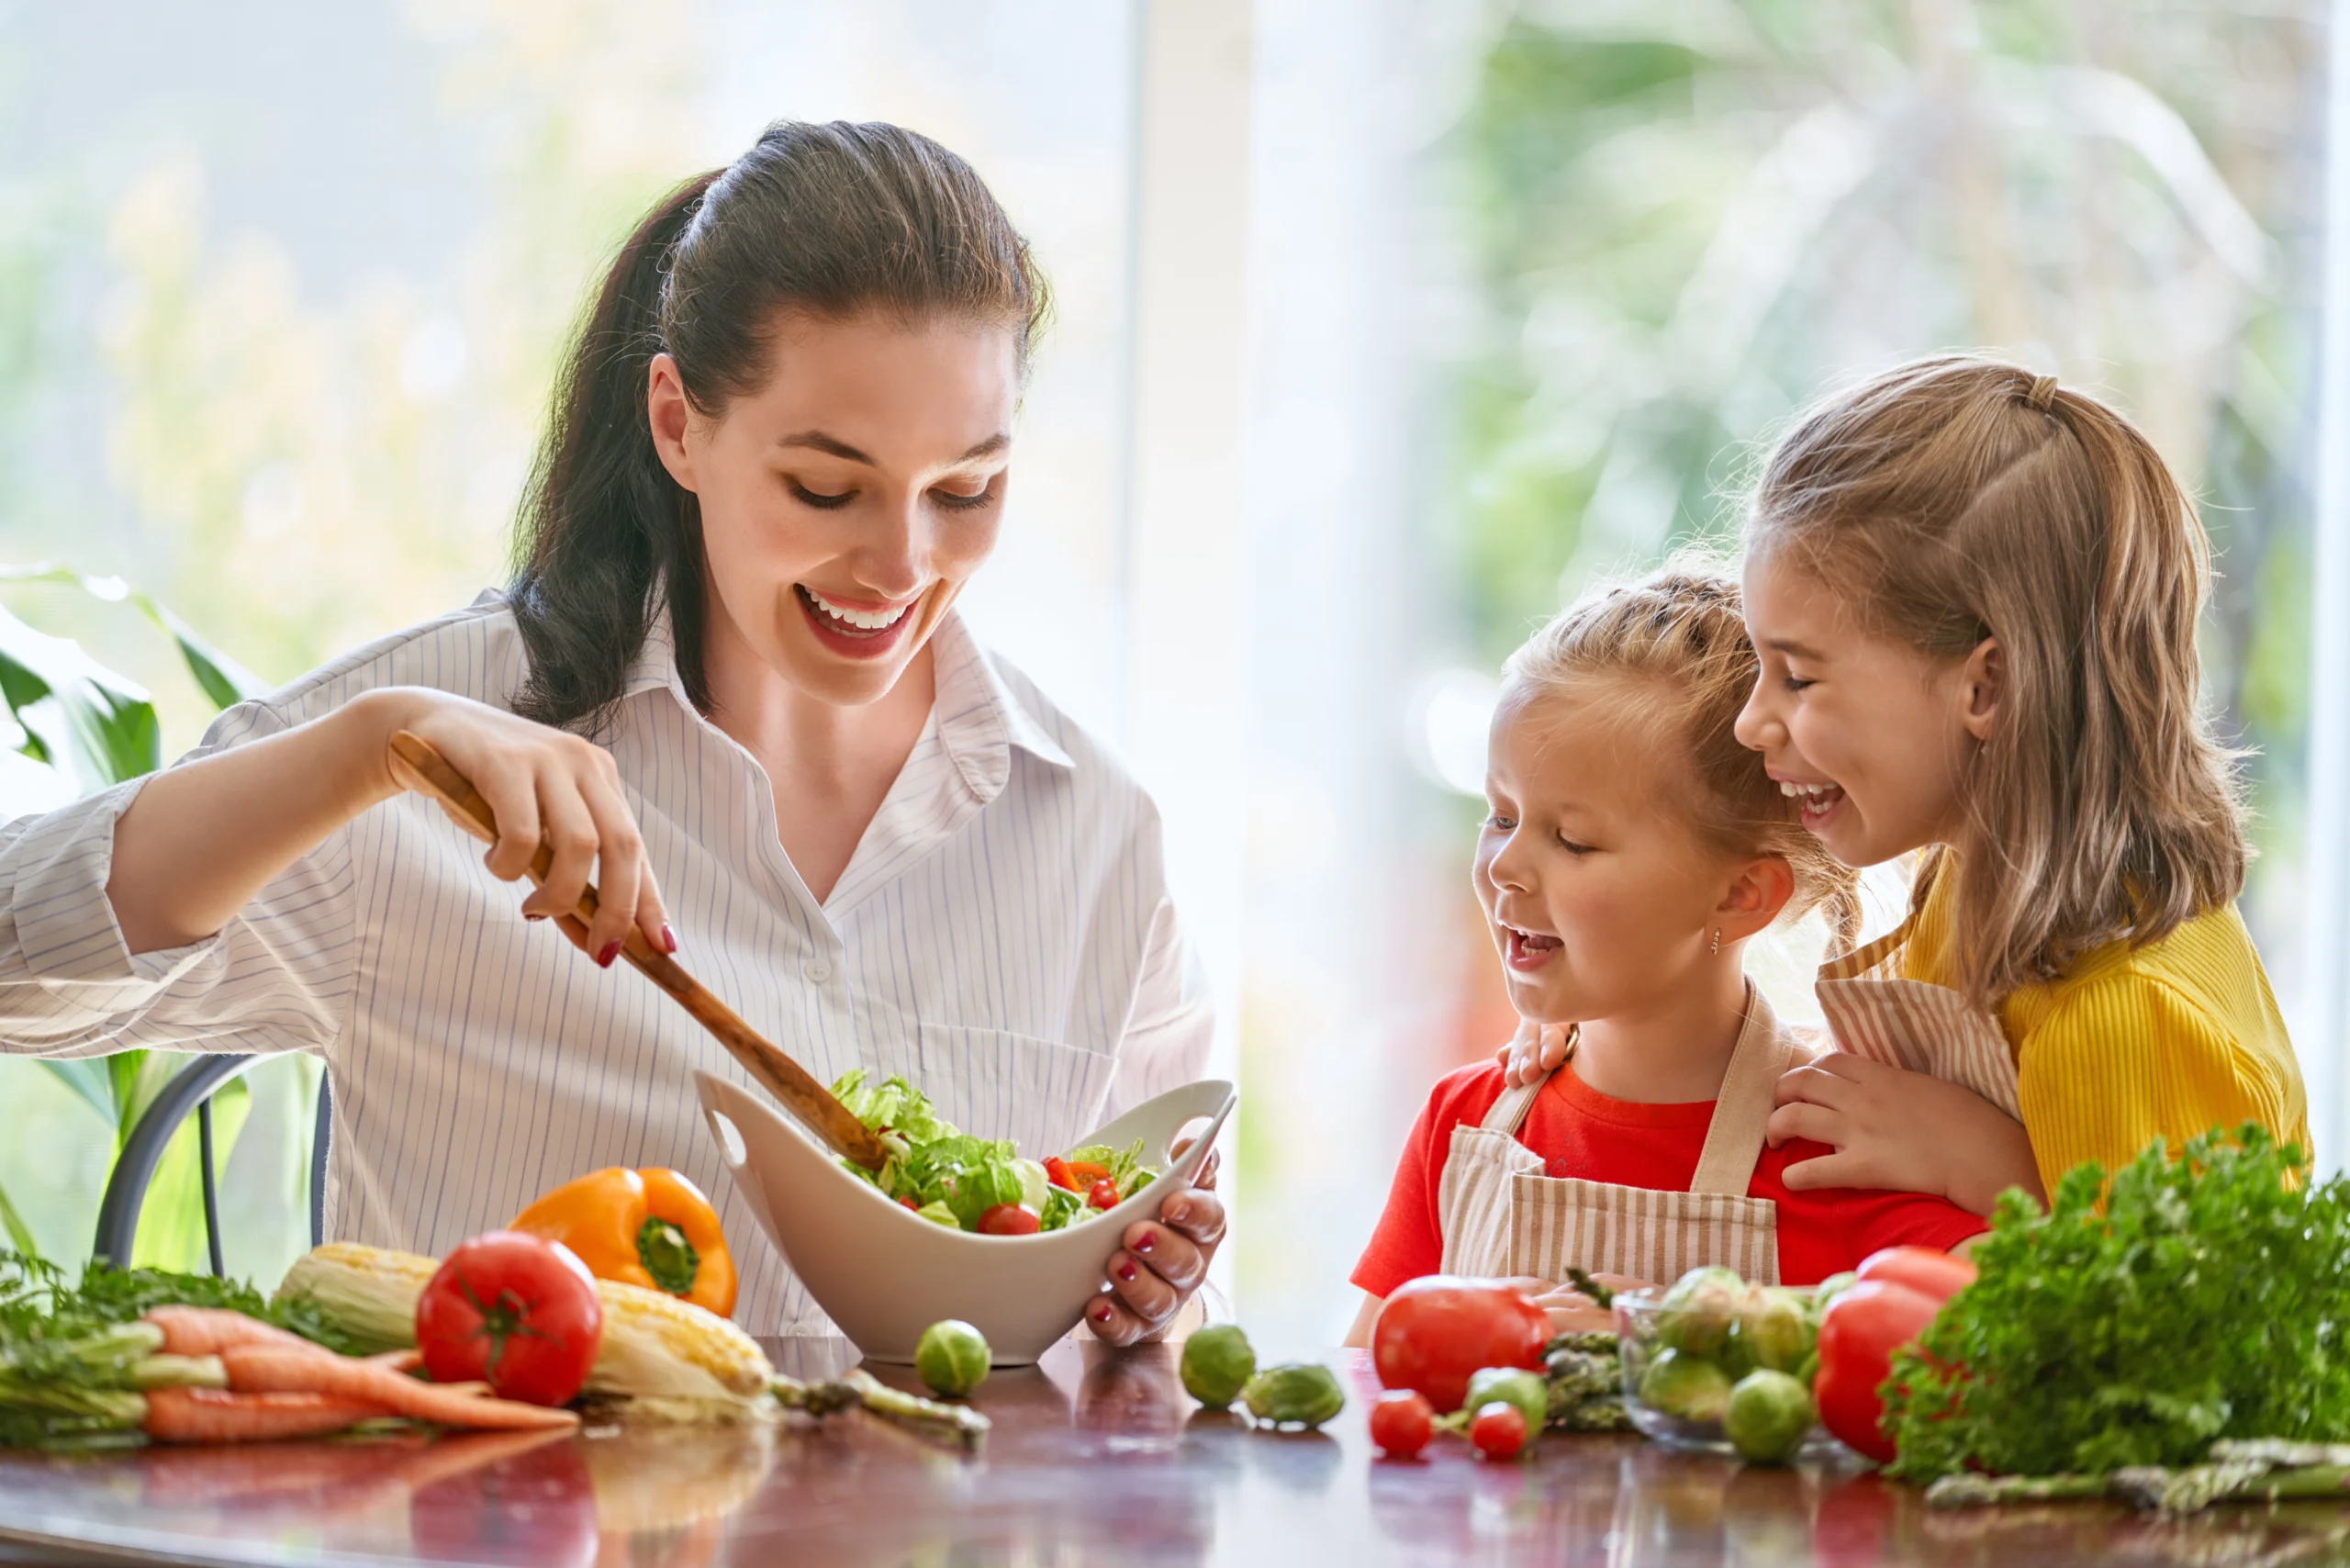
xmin=1517 ymin=355 xmax=2306 ymax=1214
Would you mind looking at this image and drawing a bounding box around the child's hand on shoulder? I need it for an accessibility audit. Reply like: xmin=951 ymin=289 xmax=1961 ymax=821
xmin=1767 ymin=1054 xmax=2044 ymax=1215
xmin=1496 ymin=1018 xmax=1573 ymax=1089
xmin=1501 ymin=1273 xmax=1641 ymax=1336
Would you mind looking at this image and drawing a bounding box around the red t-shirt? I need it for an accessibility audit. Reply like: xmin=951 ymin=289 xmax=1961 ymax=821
xmin=1352 ymin=1059 xmax=1987 ymax=1297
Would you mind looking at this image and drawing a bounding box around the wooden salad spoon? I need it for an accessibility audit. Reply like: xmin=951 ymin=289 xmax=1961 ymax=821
xmin=386 ymin=729 xmax=891 ymax=1172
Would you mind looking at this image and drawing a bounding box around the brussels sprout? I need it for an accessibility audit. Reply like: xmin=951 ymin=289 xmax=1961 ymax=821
xmin=1638 ymin=1347 xmax=1733 ymax=1424
xmin=1241 ymin=1362 xmax=1346 ymax=1428
xmin=914 ymin=1319 xmax=990 ymax=1398
xmin=1463 ymin=1366 xmax=1548 ymax=1437
xmin=1181 ymin=1324 xmax=1257 ymax=1410
xmin=1656 ymin=1266 xmax=1745 ymax=1358
xmin=1810 ymin=1271 xmax=1859 ymax=1317
xmin=1724 ymin=1369 xmax=1815 ymax=1464
xmin=1739 ymin=1286 xmax=1818 ymax=1374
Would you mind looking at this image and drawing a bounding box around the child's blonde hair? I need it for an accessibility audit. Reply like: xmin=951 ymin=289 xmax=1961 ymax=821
xmin=1745 ymin=354 xmax=2245 ymax=1004
xmin=1507 ymin=562 xmax=1862 ymax=948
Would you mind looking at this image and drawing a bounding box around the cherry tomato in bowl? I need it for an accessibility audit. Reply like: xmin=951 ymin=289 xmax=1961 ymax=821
xmin=977 ymin=1204 xmax=1042 ymax=1236
xmin=417 ymin=1232 xmax=604 ymax=1407
xmin=1087 ymin=1179 xmax=1121 ymax=1211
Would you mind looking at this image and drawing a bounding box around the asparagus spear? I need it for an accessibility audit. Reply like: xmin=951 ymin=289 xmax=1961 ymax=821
xmin=1926 ymin=1473 xmax=2111 ymax=1509
xmin=2110 ymin=1461 xmax=2350 ymax=1515
xmin=767 ymin=1370 xmax=990 ymax=1453
xmin=1564 ymin=1267 xmax=1615 ymax=1309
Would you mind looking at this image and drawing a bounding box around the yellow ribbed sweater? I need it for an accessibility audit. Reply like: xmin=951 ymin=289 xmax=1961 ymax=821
xmin=1902 ymin=866 xmax=2308 ymax=1194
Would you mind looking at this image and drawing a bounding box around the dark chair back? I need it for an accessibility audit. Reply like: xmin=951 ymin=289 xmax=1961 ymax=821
xmin=90 ymin=1056 xmax=332 ymax=1271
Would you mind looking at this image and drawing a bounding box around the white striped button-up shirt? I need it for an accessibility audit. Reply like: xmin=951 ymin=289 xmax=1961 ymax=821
xmin=0 ymin=595 xmax=1211 ymax=1331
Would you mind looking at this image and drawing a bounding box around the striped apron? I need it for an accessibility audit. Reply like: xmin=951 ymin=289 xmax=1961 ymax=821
xmin=1436 ymin=984 xmax=1801 ymax=1287
xmin=1812 ymin=917 xmax=2020 ymax=1119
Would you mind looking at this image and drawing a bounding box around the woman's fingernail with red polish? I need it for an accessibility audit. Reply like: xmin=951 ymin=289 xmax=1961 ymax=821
xmin=1113 ymin=1259 xmax=1138 ymax=1282
xmin=525 ymin=913 xmax=546 ymax=923
xmin=1093 ymin=1303 xmax=1113 ymax=1323
xmin=661 ymin=924 xmax=678 ymax=954
xmin=597 ymin=941 xmax=621 ymax=968
xmin=1133 ymin=1232 xmax=1156 ymax=1256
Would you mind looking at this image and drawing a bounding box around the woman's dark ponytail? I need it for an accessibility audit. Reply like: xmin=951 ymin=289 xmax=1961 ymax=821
xmin=509 ymin=174 xmax=716 ymax=729
xmin=508 ymin=122 xmax=1048 ymax=733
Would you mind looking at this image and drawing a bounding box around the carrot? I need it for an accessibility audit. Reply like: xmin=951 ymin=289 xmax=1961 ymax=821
xmin=219 ymin=1343 xmax=578 ymax=1431
xmin=366 ymin=1349 xmax=425 ymax=1374
xmin=142 ymin=1387 xmax=392 ymax=1444
xmin=144 ymin=1305 xmax=319 ymax=1358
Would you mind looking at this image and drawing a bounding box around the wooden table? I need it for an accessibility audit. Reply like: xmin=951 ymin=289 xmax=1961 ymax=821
xmin=1 ymin=1340 xmax=2344 ymax=1566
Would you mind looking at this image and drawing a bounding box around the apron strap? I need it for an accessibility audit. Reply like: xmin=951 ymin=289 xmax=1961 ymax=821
xmin=1478 ymin=1025 xmax=1578 ymax=1137
xmin=1688 ymin=982 xmax=1795 ymax=1197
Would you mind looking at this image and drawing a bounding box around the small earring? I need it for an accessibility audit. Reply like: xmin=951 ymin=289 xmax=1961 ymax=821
xmin=1710 ymin=927 xmax=1721 ymax=955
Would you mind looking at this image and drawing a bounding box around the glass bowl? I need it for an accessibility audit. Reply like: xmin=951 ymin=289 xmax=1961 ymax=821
xmin=1613 ymin=1287 xmax=1845 ymax=1459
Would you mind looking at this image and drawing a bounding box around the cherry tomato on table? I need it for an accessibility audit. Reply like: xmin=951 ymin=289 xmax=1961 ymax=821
xmin=978 ymin=1203 xmax=1042 ymax=1236
xmin=1370 ymin=1390 xmax=1434 ymax=1460
xmin=1470 ymin=1401 xmax=1528 ymax=1461
xmin=417 ymin=1231 xmax=604 ymax=1407
xmin=1371 ymin=1276 xmax=1550 ymax=1414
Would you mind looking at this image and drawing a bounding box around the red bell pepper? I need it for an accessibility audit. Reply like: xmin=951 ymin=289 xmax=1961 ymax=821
xmin=1813 ymin=1247 xmax=1975 ymax=1463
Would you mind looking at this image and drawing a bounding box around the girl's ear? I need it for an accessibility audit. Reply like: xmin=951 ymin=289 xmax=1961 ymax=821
xmin=1718 ymin=856 xmax=1796 ymax=942
xmin=646 ymin=353 xmax=700 ymax=492
xmin=1957 ymin=636 xmax=2004 ymax=742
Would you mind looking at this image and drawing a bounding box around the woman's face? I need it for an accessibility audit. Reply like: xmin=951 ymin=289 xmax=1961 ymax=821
xmin=1474 ymin=684 xmax=1770 ymax=1027
xmin=649 ymin=313 xmax=1020 ymax=709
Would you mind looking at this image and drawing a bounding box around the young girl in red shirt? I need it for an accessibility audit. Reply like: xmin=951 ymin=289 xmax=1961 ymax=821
xmin=1346 ymin=566 xmax=1983 ymax=1342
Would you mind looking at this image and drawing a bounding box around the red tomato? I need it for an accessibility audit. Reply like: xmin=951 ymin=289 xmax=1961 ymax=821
xmin=1369 ymin=1390 xmax=1434 ymax=1460
xmin=1371 ymin=1277 xmax=1550 ymax=1414
xmin=1813 ymin=1280 xmax=1948 ymax=1462
xmin=1043 ymin=1157 xmax=1080 ymax=1193
xmin=417 ymin=1232 xmax=603 ymax=1407
xmin=978 ymin=1203 xmax=1042 ymax=1236
xmin=1088 ymin=1179 xmax=1121 ymax=1211
xmin=1855 ymin=1246 xmax=1977 ymax=1303
xmin=1469 ymin=1401 xmax=1527 ymax=1461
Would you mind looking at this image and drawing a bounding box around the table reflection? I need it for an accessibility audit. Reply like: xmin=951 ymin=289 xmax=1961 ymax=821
xmin=5 ymin=1343 xmax=2350 ymax=1566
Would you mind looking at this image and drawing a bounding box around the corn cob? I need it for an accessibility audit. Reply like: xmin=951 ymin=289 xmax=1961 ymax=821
xmin=274 ymin=1244 xmax=436 ymax=1354
xmin=580 ymin=1278 xmax=770 ymax=1406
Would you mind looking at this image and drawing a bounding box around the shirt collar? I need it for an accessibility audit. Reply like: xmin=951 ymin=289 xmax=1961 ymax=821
xmin=618 ymin=599 xmax=1076 ymax=778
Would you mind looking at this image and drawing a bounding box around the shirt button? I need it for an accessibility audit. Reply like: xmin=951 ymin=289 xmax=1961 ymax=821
xmin=804 ymin=960 xmax=832 ymax=984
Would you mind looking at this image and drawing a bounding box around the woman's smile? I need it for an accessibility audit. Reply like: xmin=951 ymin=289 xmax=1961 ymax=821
xmin=794 ymin=583 xmax=923 ymax=660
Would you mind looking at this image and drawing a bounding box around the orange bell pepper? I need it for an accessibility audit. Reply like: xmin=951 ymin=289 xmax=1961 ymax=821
xmin=510 ymin=1168 xmax=737 ymax=1317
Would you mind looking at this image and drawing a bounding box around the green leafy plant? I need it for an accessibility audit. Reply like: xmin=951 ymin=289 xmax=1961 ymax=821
xmin=0 ymin=567 xmax=266 ymax=1269
xmin=1884 ymin=1126 xmax=2350 ymax=1481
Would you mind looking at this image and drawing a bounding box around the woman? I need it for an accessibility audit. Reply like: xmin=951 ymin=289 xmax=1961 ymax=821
xmin=0 ymin=121 xmax=1220 ymax=1344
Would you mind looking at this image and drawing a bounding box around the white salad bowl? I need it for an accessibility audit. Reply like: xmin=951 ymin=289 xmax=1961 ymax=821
xmin=695 ymin=1070 xmax=1237 ymax=1365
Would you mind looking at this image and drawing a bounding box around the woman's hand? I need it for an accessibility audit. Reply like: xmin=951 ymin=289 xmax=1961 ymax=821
xmin=1495 ymin=1017 xmax=1572 ymax=1089
xmin=1085 ymin=1148 xmax=1225 ymax=1348
xmin=377 ymin=689 xmax=672 ymax=964
xmin=108 ymin=685 xmax=670 ymax=961
xmin=1766 ymin=1053 xmax=2044 ymax=1215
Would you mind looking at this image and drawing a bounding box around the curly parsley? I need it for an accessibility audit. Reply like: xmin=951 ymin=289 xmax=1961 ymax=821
xmin=1885 ymin=1125 xmax=2350 ymax=1481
